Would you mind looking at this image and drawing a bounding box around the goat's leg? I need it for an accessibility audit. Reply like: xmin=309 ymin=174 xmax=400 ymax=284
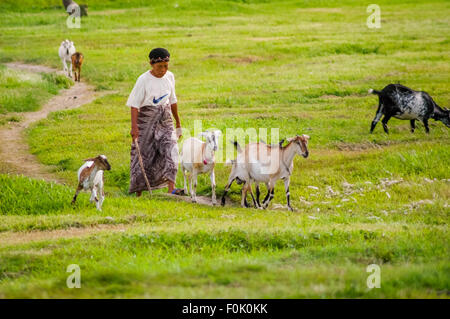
xmin=423 ymin=118 xmax=430 ymax=134
xmin=71 ymin=184 xmax=83 ymax=204
xmin=62 ymin=59 xmax=67 ymax=73
xmin=262 ymin=181 xmax=275 ymax=209
xmin=221 ymin=175 xmax=236 ymax=206
xmin=68 ymin=62 xmax=73 ymax=78
xmin=370 ymin=104 xmax=384 ymax=133
xmin=89 ymin=187 xmax=95 ymax=202
xmin=191 ymin=172 xmax=198 ymax=203
xmin=241 ymin=183 xmax=250 ymax=208
xmin=255 ymin=183 xmax=261 ymax=208
xmin=91 ymin=187 xmax=99 ymax=205
xmin=182 ymin=168 xmax=188 ymax=194
xmin=261 ymin=189 xmax=271 ymax=207
xmin=381 ymin=115 xmax=392 ymax=134
xmin=284 ymin=177 xmax=293 ymax=211
xmin=247 ymin=183 xmax=258 ymax=208
xmin=77 ymin=67 xmax=81 ymax=82
xmin=410 ymin=120 xmax=416 ymax=133
xmin=95 ymin=186 xmax=103 ymax=211
xmin=262 ymin=188 xmax=275 ymax=209
xmin=99 ymin=183 xmax=105 ymax=210
xmin=210 ymin=169 xmax=217 ymax=205
xmin=189 ymin=172 xmax=193 ymax=197
xmin=72 ymin=65 xmax=77 ymax=81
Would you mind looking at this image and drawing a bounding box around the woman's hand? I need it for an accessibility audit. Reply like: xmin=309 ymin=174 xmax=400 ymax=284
xmin=176 ymin=126 xmax=183 ymax=140
xmin=130 ymin=108 xmax=139 ymax=141
xmin=131 ymin=126 xmax=139 ymax=141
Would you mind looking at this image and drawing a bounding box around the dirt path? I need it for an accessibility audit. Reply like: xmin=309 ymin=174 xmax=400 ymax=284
xmin=0 ymin=62 xmax=107 ymax=183
xmin=159 ymin=192 xmax=235 ymax=207
xmin=0 ymin=224 xmax=129 ymax=248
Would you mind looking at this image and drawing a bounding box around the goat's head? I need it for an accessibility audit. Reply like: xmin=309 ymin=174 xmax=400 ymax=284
xmin=432 ymin=104 xmax=450 ymax=128
xmin=61 ymin=39 xmax=70 ymax=48
xmin=287 ymin=134 xmax=310 ymax=158
xmin=84 ymin=155 xmax=111 ymax=171
xmin=61 ymin=40 xmax=74 ymax=50
xmin=198 ymin=130 xmax=221 ymax=151
xmin=440 ymin=107 xmax=450 ymax=128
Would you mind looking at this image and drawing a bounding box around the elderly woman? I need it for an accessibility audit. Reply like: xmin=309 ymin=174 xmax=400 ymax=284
xmin=126 ymin=48 xmax=183 ymax=196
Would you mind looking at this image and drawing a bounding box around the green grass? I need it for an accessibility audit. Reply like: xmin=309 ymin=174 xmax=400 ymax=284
xmin=0 ymin=0 xmax=449 ymax=298
xmin=0 ymin=64 xmax=72 ymax=114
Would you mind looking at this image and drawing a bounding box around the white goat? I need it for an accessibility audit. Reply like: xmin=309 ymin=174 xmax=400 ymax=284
xmin=221 ymin=135 xmax=310 ymax=211
xmin=58 ymin=39 xmax=76 ymax=78
xmin=181 ymin=130 xmax=221 ymax=204
xmin=71 ymin=155 xmax=111 ymax=211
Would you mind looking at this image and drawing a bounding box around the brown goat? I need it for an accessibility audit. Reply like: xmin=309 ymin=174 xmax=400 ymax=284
xmin=71 ymin=52 xmax=84 ymax=82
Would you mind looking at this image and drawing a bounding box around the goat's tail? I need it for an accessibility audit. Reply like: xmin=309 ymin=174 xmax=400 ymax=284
xmin=368 ymin=88 xmax=381 ymax=95
xmin=231 ymin=140 xmax=242 ymax=153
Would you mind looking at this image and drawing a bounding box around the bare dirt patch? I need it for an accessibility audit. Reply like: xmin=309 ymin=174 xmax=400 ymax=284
xmin=248 ymin=37 xmax=293 ymax=42
xmin=334 ymin=140 xmax=395 ymax=151
xmin=0 ymin=224 xmax=128 ymax=248
xmin=158 ymin=193 xmax=237 ymax=207
xmin=230 ymin=56 xmax=263 ymax=64
xmin=297 ymin=8 xmax=343 ymax=13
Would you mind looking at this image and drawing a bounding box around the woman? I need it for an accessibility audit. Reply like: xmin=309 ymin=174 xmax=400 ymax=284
xmin=127 ymin=48 xmax=183 ymax=196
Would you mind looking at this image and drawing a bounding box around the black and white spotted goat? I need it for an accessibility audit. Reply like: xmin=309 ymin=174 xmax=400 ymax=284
xmin=369 ymin=84 xmax=450 ymax=134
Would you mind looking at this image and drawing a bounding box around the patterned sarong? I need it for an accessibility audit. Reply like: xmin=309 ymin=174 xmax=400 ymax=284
xmin=129 ymin=104 xmax=178 ymax=194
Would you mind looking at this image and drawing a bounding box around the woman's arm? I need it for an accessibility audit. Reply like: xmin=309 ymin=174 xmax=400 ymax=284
xmin=170 ymin=103 xmax=181 ymax=128
xmin=170 ymin=103 xmax=182 ymax=139
xmin=130 ymin=107 xmax=139 ymax=140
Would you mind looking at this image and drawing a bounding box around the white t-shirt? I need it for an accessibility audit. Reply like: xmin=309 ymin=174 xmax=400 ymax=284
xmin=126 ymin=70 xmax=177 ymax=109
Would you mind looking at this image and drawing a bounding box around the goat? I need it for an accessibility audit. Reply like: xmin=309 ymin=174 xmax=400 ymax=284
xmin=221 ymin=135 xmax=310 ymax=211
xmin=369 ymin=84 xmax=450 ymax=134
xmin=71 ymin=155 xmax=111 ymax=211
xmin=58 ymin=39 xmax=76 ymax=78
xmin=181 ymin=130 xmax=221 ymax=205
xmin=71 ymin=52 xmax=84 ymax=82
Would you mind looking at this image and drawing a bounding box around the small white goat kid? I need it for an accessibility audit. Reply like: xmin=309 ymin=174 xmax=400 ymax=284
xmin=181 ymin=130 xmax=221 ymax=204
xmin=71 ymin=155 xmax=111 ymax=211
xmin=58 ymin=39 xmax=76 ymax=78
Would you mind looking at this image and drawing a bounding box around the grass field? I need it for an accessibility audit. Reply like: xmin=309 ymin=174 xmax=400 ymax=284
xmin=0 ymin=64 xmax=72 ymax=123
xmin=0 ymin=0 xmax=449 ymax=298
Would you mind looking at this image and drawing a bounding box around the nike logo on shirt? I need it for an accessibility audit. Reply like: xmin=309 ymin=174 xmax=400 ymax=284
xmin=153 ymin=94 xmax=168 ymax=105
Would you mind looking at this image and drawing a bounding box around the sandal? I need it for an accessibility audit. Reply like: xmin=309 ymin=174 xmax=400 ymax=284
xmin=171 ymin=188 xmax=185 ymax=195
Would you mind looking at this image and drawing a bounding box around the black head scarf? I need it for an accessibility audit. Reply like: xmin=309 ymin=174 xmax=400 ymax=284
xmin=149 ymin=48 xmax=170 ymax=64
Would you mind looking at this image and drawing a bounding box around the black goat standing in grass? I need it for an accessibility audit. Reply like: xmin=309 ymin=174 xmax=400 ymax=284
xmin=369 ymin=84 xmax=450 ymax=134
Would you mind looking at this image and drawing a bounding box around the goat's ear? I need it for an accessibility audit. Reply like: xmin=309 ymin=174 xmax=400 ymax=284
xmin=213 ymin=130 xmax=221 ymax=137
xmin=83 ymin=157 xmax=96 ymax=162
xmin=302 ymin=134 xmax=310 ymax=140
